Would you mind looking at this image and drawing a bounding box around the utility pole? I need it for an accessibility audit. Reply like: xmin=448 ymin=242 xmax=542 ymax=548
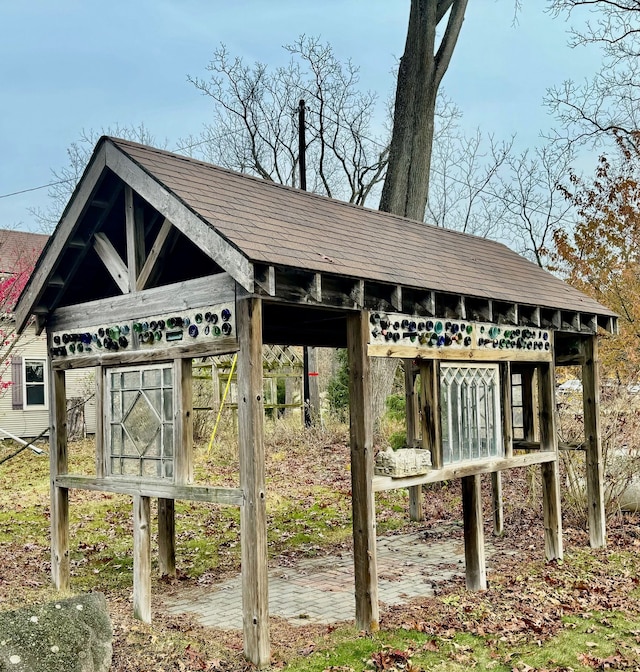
xmin=298 ymin=100 xmax=320 ymax=427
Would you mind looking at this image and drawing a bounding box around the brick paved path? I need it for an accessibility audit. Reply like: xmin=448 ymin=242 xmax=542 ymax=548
xmin=164 ymin=526 xmax=472 ymax=629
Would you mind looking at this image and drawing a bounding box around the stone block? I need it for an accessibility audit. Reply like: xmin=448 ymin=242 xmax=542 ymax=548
xmin=0 ymin=593 xmax=112 ymax=672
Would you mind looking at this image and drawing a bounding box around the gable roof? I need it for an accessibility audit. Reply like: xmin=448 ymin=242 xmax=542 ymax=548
xmin=15 ymin=136 xmax=616 ymax=332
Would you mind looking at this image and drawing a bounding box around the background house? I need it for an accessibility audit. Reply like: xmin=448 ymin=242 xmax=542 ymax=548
xmin=0 ymin=228 xmax=95 ymax=439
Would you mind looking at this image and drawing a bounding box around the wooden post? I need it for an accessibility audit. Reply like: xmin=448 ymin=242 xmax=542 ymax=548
xmin=125 ymin=184 xmax=145 ymax=291
xmin=491 ymin=472 xmax=503 ymax=537
xmin=49 ymin=366 xmax=69 ymax=591
xmin=419 ymin=360 xmax=442 ymax=469
xmin=133 ymin=495 xmax=152 ymax=623
xmin=461 ymin=474 xmax=487 ymax=590
xmin=347 ymin=311 xmax=379 ymax=632
xmin=582 ymin=335 xmax=606 ymax=548
xmin=404 ymin=360 xmax=423 ymax=521
xmin=538 ymin=355 xmax=564 ymax=561
xmin=95 ymin=366 xmax=107 ymax=478
xmin=174 ymin=357 xmax=193 ymax=485
xmin=237 ymin=297 xmax=270 ymax=668
xmin=521 ymin=365 xmax=538 ymax=442
xmin=492 ymin=362 xmax=512 ymax=536
xmin=284 ymin=368 xmax=294 ymax=418
xmin=158 ymin=498 xmax=176 ymax=578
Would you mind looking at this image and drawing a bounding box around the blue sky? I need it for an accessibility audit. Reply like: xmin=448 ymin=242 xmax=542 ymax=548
xmin=0 ymin=1 xmax=601 ymax=232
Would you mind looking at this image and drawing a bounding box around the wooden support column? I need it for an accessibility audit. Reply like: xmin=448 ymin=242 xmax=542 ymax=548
xmin=521 ymin=365 xmax=538 ymax=442
xmin=237 ymin=297 xmax=270 ymax=668
xmin=50 ymin=366 xmax=69 ymax=591
xmin=404 ymin=360 xmax=423 ymax=521
xmin=582 ymin=335 xmax=606 ymax=548
xmin=492 ymin=362 xmax=512 ymax=536
xmin=125 ymin=185 xmax=145 ymax=291
xmin=419 ymin=360 xmax=442 ymax=469
xmin=95 ymin=366 xmax=107 ymax=478
xmin=133 ymin=495 xmax=151 ymax=623
xmin=538 ymin=356 xmax=564 ymax=561
xmin=158 ymin=499 xmax=176 ymax=578
xmin=461 ymin=474 xmax=487 ymax=590
xmin=347 ymin=311 xmax=379 ymax=632
xmin=491 ymin=473 xmax=503 ymax=537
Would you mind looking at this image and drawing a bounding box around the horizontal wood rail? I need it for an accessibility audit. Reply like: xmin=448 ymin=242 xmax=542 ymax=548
xmin=513 ymin=440 xmax=585 ymax=452
xmin=373 ymin=451 xmax=557 ymax=492
xmin=55 ymin=475 xmax=244 ymax=505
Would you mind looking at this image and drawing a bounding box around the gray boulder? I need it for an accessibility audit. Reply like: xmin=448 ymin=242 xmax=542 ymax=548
xmin=0 ymin=593 xmax=112 ymax=671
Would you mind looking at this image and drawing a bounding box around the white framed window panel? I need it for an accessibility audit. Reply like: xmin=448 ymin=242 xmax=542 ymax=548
xmin=24 ymin=358 xmax=47 ymax=409
xmin=106 ymin=364 xmax=174 ymax=479
xmin=440 ymin=363 xmax=503 ymax=465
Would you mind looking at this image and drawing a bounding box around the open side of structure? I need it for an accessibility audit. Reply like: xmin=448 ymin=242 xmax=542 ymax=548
xmin=15 ymin=137 xmax=616 ymax=668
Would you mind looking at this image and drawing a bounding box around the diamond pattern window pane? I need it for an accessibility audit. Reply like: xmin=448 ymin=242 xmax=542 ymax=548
xmin=108 ymin=365 xmax=174 ymax=479
xmin=441 ymin=364 xmax=502 ymax=465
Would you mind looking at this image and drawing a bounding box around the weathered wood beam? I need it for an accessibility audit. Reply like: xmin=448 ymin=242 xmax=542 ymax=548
xmin=54 ymin=475 xmax=244 ymax=505
xmin=51 ymin=339 xmax=239 ymax=371
xmin=404 ymin=360 xmax=423 ymax=522
xmin=125 ymin=186 xmax=145 ymax=291
xmin=391 ymin=285 xmax=402 ymax=311
xmin=158 ymin=499 xmax=176 ymax=578
xmin=372 ymin=450 xmax=557 ymax=492
xmin=419 ymin=360 xmax=442 ymax=469
xmin=462 ymin=474 xmax=487 ymax=590
xmin=347 ymin=310 xmax=379 ymax=632
xmin=48 ymin=273 xmax=238 ymax=332
xmin=491 ymin=472 xmax=503 ymax=536
xmin=500 ymin=363 xmax=513 ymax=459
xmin=49 ymin=364 xmax=69 ymax=591
xmin=93 ymin=231 xmax=129 ymax=294
xmin=105 ymin=141 xmax=254 ymax=292
xmin=237 ymin=297 xmax=270 ymax=667
xmin=369 ymin=344 xmax=552 ymax=363
xmin=136 ymin=218 xmax=173 ymax=291
xmin=538 ymin=349 xmax=564 ymax=561
xmin=582 ymin=335 xmax=606 ymax=548
xmin=310 ymin=273 xmax=322 ymax=302
xmin=255 ymin=265 xmax=276 ymax=297
xmin=174 ymin=358 xmax=193 ymax=485
xmin=95 ymin=367 xmax=106 ymax=478
xmin=133 ymin=495 xmax=151 ymax=623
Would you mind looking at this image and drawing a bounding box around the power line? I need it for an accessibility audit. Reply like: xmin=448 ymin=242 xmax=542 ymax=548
xmin=0 ymin=178 xmax=74 ymax=200
xmin=0 ymin=111 xmax=579 ymax=231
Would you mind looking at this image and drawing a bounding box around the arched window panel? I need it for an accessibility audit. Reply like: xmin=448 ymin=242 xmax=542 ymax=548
xmin=440 ymin=364 xmax=503 ymax=465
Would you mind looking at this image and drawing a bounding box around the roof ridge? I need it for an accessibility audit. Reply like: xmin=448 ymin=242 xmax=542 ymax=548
xmin=106 ymin=136 xmax=513 ymax=254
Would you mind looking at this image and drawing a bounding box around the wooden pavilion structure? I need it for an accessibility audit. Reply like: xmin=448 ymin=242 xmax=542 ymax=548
xmin=15 ymin=137 xmax=617 ymax=668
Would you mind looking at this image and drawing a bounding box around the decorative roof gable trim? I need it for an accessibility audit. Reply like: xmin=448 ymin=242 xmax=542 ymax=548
xmin=104 ymin=142 xmax=254 ymax=293
xmin=15 ymin=143 xmax=108 ymax=333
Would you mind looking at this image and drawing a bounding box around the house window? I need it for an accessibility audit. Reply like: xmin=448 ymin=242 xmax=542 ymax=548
xmin=24 ymin=359 xmax=46 ymax=408
xmin=107 ymin=364 xmax=174 ymax=479
xmin=440 ymin=363 xmax=503 ymax=464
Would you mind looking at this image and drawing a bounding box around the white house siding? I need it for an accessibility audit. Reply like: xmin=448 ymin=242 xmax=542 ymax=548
xmin=0 ymin=326 xmax=96 ymax=440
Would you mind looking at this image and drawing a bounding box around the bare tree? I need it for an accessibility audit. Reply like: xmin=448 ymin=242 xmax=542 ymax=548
xmin=31 ymin=124 xmax=160 ymax=231
xmin=427 ymin=95 xmax=514 ymax=237
xmin=380 ymin=0 xmax=468 ymax=220
xmin=185 ymin=36 xmax=388 ymax=206
xmin=547 ymin=0 xmax=640 ymax=150
xmin=499 ymin=144 xmax=576 ymax=268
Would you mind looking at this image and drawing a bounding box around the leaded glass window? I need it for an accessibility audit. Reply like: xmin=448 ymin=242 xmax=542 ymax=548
xmin=440 ymin=364 xmax=503 ymax=465
xmin=107 ymin=364 xmax=174 ymax=479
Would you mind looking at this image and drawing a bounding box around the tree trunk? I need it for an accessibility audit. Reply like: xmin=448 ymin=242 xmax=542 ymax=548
xmin=380 ymin=0 xmax=468 ymax=221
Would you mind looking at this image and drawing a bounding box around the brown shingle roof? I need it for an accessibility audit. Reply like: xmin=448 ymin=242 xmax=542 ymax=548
xmin=0 ymin=229 xmax=48 ymax=276
xmin=110 ymin=138 xmax=613 ymax=317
